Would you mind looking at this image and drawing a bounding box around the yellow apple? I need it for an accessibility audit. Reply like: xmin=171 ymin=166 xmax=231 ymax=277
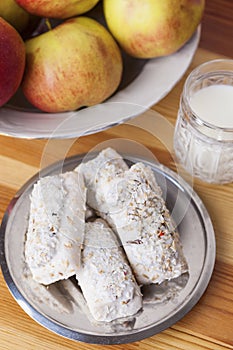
xmin=0 ymin=18 xmax=25 ymax=107
xmin=103 ymin=0 xmax=205 ymax=58
xmin=15 ymin=0 xmax=100 ymax=19
xmin=22 ymin=17 xmax=123 ymax=113
xmin=0 ymin=0 xmax=30 ymax=33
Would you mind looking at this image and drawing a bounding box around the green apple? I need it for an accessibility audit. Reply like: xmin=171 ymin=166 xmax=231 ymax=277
xmin=103 ymin=0 xmax=205 ymax=58
xmin=22 ymin=17 xmax=123 ymax=113
xmin=15 ymin=0 xmax=100 ymax=19
xmin=0 ymin=17 xmax=25 ymax=107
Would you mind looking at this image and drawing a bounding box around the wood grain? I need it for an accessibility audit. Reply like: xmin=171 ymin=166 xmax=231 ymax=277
xmin=200 ymin=0 xmax=233 ymax=57
xmin=0 ymin=1 xmax=233 ymax=349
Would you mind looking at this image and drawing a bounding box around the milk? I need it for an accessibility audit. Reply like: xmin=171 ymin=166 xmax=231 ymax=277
xmin=174 ymin=85 xmax=233 ymax=183
xmin=190 ymin=85 xmax=233 ymax=129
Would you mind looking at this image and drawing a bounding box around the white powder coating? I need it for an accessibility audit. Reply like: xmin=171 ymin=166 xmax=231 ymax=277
xmin=76 ymin=220 xmax=142 ymax=322
xmin=25 ymin=170 xmax=86 ymax=285
xmin=78 ymin=148 xmax=188 ymax=285
xmin=77 ymin=148 xmax=129 ymax=215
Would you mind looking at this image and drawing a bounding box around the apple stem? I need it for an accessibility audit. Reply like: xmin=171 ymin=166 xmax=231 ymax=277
xmin=45 ymin=18 xmax=52 ymax=31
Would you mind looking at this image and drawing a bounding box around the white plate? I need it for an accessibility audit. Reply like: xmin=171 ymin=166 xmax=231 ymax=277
xmin=0 ymin=28 xmax=200 ymax=139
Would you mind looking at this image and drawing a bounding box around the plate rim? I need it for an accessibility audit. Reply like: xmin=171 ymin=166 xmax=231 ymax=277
xmin=0 ymin=153 xmax=216 ymax=344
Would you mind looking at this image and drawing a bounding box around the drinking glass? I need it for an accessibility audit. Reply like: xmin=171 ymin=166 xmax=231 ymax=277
xmin=174 ymin=59 xmax=233 ymax=184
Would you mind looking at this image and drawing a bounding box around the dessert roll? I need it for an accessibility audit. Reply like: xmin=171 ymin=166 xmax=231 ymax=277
xmin=76 ymin=219 xmax=142 ymax=322
xmin=25 ymin=170 xmax=86 ymax=285
xmin=110 ymin=162 xmax=188 ymax=285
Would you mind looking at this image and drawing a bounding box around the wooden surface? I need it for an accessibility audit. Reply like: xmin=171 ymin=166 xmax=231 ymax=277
xmin=0 ymin=1 xmax=233 ymax=349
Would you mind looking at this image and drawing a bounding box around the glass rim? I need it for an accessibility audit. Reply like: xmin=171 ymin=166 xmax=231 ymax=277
xmin=183 ymin=59 xmax=233 ymax=133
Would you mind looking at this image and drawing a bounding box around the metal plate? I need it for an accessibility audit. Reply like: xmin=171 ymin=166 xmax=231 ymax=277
xmin=0 ymin=154 xmax=216 ymax=344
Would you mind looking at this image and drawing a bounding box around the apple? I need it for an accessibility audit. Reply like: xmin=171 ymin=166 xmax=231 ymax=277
xmin=103 ymin=0 xmax=205 ymax=58
xmin=15 ymin=0 xmax=100 ymax=19
xmin=0 ymin=18 xmax=25 ymax=107
xmin=0 ymin=0 xmax=40 ymax=40
xmin=0 ymin=0 xmax=31 ymax=33
xmin=22 ymin=17 xmax=123 ymax=113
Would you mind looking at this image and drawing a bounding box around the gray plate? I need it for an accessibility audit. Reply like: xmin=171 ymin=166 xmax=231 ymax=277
xmin=0 ymin=154 xmax=216 ymax=344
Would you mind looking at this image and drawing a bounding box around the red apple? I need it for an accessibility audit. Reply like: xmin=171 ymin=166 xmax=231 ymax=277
xmin=0 ymin=18 xmax=25 ymax=107
xmin=15 ymin=0 xmax=100 ymax=19
xmin=22 ymin=17 xmax=123 ymax=113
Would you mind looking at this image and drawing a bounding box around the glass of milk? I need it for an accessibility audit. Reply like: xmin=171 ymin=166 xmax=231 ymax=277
xmin=174 ymin=59 xmax=233 ymax=184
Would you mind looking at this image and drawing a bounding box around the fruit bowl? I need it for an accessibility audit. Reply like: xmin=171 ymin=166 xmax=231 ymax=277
xmin=0 ymin=27 xmax=200 ymax=139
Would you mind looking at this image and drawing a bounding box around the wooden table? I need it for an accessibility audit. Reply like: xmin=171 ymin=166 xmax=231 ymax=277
xmin=0 ymin=1 xmax=233 ymax=349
